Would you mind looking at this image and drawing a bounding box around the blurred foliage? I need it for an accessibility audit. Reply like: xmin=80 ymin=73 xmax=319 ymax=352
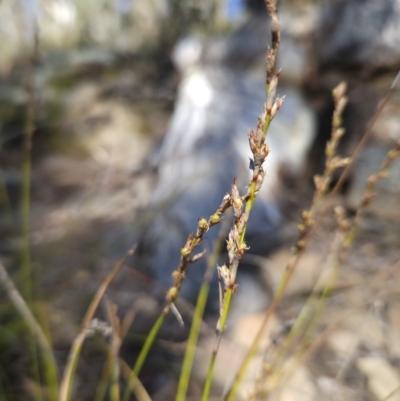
xmin=0 ymin=0 xmax=240 ymax=76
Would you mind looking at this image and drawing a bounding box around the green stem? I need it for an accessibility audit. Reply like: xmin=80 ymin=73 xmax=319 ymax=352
xmin=176 ymin=280 xmax=210 ymax=401
xmin=201 ymin=288 xmax=233 ymax=401
xmin=21 ymin=40 xmax=45 ymax=401
xmin=94 ymin=359 xmax=112 ymax=401
xmin=202 ymin=139 xmax=266 ymax=400
xmin=240 ymin=181 xmax=257 ymax=244
xmin=263 ymin=114 xmax=271 ymax=136
xmin=110 ymin=362 xmax=120 ymax=401
xmin=176 ymin=212 xmax=230 ymax=401
xmin=0 ymin=167 xmax=15 ymax=229
xmin=201 ymin=350 xmax=217 ymax=401
xmin=0 ymin=262 xmax=59 ymax=401
xmin=122 ymin=313 xmax=165 ymax=401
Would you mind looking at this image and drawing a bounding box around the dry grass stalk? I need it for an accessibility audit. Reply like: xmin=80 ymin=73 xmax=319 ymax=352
xmin=128 ymin=2 xmax=284 ymax=397
xmin=249 ymin=130 xmax=400 ymax=401
xmin=201 ymin=0 xmax=285 ymax=398
xmin=123 ymin=199 xmax=233 ymax=400
xmin=104 ymin=301 xmax=123 ymax=401
xmin=101 ymin=300 xmax=138 ymax=401
xmin=347 ymin=139 xmax=400 ymax=246
xmin=166 ymin=195 xmax=232 ymax=318
xmin=245 ymin=81 xmax=350 ymax=401
xmin=222 ymin=77 xmax=350 ymax=401
xmin=59 ymin=244 xmax=137 ymax=401
xmin=119 ymin=359 xmax=153 ymax=401
xmin=331 ymin=139 xmax=400 ymax=385
xmin=320 ymin=70 xmax=400 ymax=212
xmin=94 ymin=308 xmax=136 ymax=401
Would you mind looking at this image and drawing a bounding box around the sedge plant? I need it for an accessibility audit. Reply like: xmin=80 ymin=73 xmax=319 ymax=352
xmin=222 ymin=67 xmax=400 ymax=401
xmin=2 ymin=1 xmax=400 ymax=400
xmin=123 ymin=1 xmax=285 ymax=400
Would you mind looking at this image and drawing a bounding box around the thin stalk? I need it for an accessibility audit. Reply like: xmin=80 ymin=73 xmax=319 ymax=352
xmin=132 ymin=312 xmax=164 ymax=375
xmin=224 ymin=72 xmax=400 ymax=401
xmin=202 ymin=0 xmax=282 ymax=395
xmin=36 ymin=302 xmax=60 ymax=401
xmin=201 ymin=289 xmax=233 ymax=401
xmin=299 ymin=263 xmax=339 ymax=353
xmin=202 ymin=180 xmax=257 ymax=400
xmin=119 ymin=359 xmax=152 ymax=401
xmin=176 ymin=218 xmax=229 ymax=401
xmin=201 ymin=351 xmax=217 ymax=401
xmin=318 ymin=69 xmax=399 ymax=225
xmin=0 ymin=262 xmax=59 ymax=400
xmin=270 ymin=235 xmax=343 ymax=392
xmin=122 ymin=312 xmax=165 ymax=401
xmin=273 ymin=225 xmax=345 ymax=377
xmin=59 ymin=244 xmax=136 ymax=401
xmin=176 ymin=279 xmax=210 ymax=401
xmin=125 ymin=12 xmax=282 ymax=396
xmin=96 ymin=309 xmax=136 ymax=401
xmin=239 ymin=180 xmax=257 ymax=243
xmin=0 ymin=167 xmax=15 ymax=229
xmin=20 ymin=23 xmax=46 ymax=400
xmin=123 ymin=196 xmax=232 ymax=401
xmin=104 ymin=301 xmax=122 ymax=401
xmin=21 ymin=52 xmax=34 ymax=307
xmin=94 ymin=359 xmax=112 ymax=401
xmin=284 ymin=140 xmax=400 ymax=377
xmin=224 ymin=258 xmax=294 ymax=401
xmin=109 ymin=356 xmax=120 ymax=401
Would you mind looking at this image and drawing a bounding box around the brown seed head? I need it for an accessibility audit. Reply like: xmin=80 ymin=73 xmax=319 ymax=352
xmin=248 ymin=129 xmax=258 ymax=153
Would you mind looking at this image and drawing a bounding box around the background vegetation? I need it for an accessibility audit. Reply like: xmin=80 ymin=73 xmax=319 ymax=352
xmin=0 ymin=1 xmax=400 ymax=400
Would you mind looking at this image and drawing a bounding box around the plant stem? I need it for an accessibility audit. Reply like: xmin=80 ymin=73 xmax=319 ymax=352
xmin=201 ymin=287 xmax=233 ymax=401
xmin=20 ymin=28 xmax=45 ymax=400
xmin=59 ymin=245 xmax=136 ymax=401
xmin=0 ymin=262 xmax=59 ymax=400
xmin=122 ymin=312 xmax=165 ymax=401
xmin=176 ymin=221 xmax=228 ymax=401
